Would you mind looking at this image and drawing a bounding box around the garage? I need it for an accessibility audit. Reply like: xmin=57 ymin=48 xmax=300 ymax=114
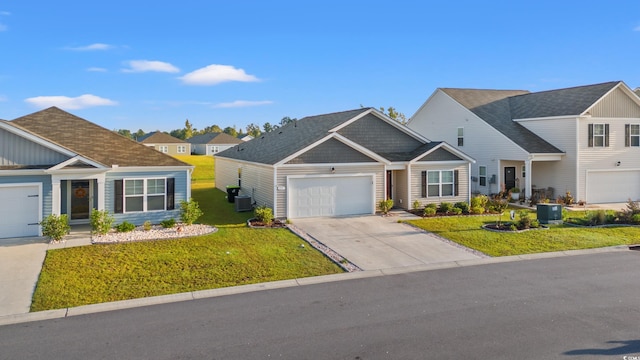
xmin=288 ymin=175 xmax=374 ymax=218
xmin=0 ymin=184 xmax=41 ymax=239
xmin=587 ymin=171 xmax=640 ymax=203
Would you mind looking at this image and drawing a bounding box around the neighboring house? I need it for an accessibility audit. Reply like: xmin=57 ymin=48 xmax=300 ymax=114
xmin=408 ymin=81 xmax=640 ymax=204
xmin=239 ymin=134 xmax=254 ymax=142
xmin=215 ymin=108 xmax=474 ymax=219
xmin=0 ymin=107 xmax=193 ymax=239
xmin=137 ymin=131 xmax=190 ymax=155
xmin=187 ymin=132 xmax=243 ymax=155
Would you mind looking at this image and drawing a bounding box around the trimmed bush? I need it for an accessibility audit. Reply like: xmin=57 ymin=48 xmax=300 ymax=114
xmin=438 ymin=202 xmax=453 ymax=214
xmin=40 ymin=214 xmax=70 ymax=242
xmin=180 ymin=198 xmax=203 ymax=225
xmin=423 ymin=207 xmax=436 ymax=216
xmin=161 ymin=218 xmax=176 ymax=228
xmin=90 ymin=209 xmax=114 ymax=235
xmin=378 ymin=199 xmax=394 ymax=215
xmin=470 ymin=206 xmax=485 ymax=214
xmin=471 ymin=195 xmax=488 ymax=210
xmin=632 ymin=213 xmax=640 ymax=224
xmin=254 ymin=205 xmax=274 ymax=226
xmin=412 ymin=200 xmax=421 ymax=211
xmin=425 ymin=203 xmax=438 ymax=210
xmin=143 ymin=220 xmax=152 ymax=231
xmin=454 ymin=202 xmax=469 ymax=213
xmin=115 ymin=221 xmax=136 ymax=233
xmin=450 ymin=207 xmax=462 ymax=215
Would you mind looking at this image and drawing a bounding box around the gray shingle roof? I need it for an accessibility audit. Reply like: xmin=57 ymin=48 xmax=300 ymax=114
xmin=217 ymin=108 xmax=368 ymax=165
xmin=186 ymin=132 xmax=243 ymax=145
xmin=138 ymin=131 xmax=187 ymax=144
xmin=440 ymin=82 xmax=623 ymax=154
xmin=10 ymin=107 xmax=189 ymax=168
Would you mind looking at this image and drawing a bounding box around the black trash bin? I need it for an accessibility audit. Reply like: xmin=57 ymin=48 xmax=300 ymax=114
xmin=226 ymin=185 xmax=240 ymax=203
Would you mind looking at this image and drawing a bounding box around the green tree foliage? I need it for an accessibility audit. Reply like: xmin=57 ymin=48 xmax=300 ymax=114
xmin=263 ymin=122 xmax=277 ymax=133
xmin=40 ymin=214 xmax=71 ymax=242
xmin=184 ymin=119 xmax=194 ymax=139
xmin=379 ymin=106 xmax=407 ymax=124
xmin=245 ymin=123 xmax=262 ymax=137
xmin=280 ymin=116 xmax=297 ymax=127
xmin=223 ymin=126 xmax=239 ymax=138
xmin=115 ymin=129 xmax=132 ymax=139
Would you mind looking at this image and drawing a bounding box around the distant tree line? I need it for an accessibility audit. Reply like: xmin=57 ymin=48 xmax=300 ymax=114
xmin=115 ymin=107 xmax=406 ymax=140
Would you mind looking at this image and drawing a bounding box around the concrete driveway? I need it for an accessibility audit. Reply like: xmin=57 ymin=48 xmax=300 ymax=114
xmin=292 ymin=213 xmax=483 ymax=270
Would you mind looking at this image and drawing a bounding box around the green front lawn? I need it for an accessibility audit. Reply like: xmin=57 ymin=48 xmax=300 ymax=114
xmin=407 ymin=211 xmax=640 ymax=257
xmin=174 ymin=154 xmax=214 ymax=182
xmin=32 ymin=228 xmax=342 ymax=310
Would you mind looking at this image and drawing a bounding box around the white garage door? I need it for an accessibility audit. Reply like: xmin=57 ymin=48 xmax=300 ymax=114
xmin=289 ymin=176 xmax=374 ymax=218
xmin=0 ymin=184 xmax=41 ymax=239
xmin=587 ymin=171 xmax=640 ymax=203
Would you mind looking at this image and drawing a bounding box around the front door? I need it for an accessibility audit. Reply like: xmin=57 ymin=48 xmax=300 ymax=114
xmin=504 ymin=167 xmax=516 ymax=191
xmin=70 ymin=180 xmax=91 ymax=221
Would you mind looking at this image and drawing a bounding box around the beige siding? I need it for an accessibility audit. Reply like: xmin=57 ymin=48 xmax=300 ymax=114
xmin=409 ymin=90 xmax=529 ymax=196
xmin=591 ymin=87 xmax=640 ymax=118
xmin=518 ymin=117 xmax=575 ymax=198
xmin=148 ymin=143 xmax=191 ymax=156
xmin=276 ymin=164 xmax=385 ymax=218
xmin=215 ymin=158 xmax=275 ymax=208
xmin=409 ymin=162 xmax=469 ymax=207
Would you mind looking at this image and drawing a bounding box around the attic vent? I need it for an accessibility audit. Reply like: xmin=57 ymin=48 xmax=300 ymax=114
xmin=278 ymin=131 xmax=283 ymax=134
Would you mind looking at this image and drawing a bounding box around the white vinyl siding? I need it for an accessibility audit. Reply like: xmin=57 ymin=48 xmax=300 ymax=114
xmin=626 ymin=124 xmax=640 ymax=147
xmin=411 ymin=163 xmax=468 ymax=208
xmin=215 ymin=157 xmax=274 ymax=211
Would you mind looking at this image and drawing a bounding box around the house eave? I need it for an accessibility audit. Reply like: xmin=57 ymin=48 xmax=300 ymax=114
xmin=513 ymin=115 xmax=580 ymax=122
xmin=528 ymin=153 xmax=564 ymax=161
xmin=106 ymin=165 xmax=194 ymax=173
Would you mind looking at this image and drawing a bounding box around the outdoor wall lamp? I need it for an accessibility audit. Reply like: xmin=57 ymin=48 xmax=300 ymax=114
xmin=331 ymin=167 xmax=335 ymax=173
xmin=616 ymin=161 xmax=621 ymax=167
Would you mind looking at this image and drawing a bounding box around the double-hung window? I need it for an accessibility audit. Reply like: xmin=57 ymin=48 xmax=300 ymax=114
xmin=159 ymin=145 xmax=168 ymax=153
xmin=177 ymin=145 xmax=186 ymax=154
xmin=457 ymin=127 xmax=464 ymax=146
xmin=588 ymin=123 xmax=609 ymax=147
xmin=626 ymin=124 xmax=640 ymax=147
xmin=479 ymin=166 xmax=487 ymax=186
xmin=422 ymin=170 xmax=456 ymax=197
xmin=124 ymin=178 xmax=166 ymax=212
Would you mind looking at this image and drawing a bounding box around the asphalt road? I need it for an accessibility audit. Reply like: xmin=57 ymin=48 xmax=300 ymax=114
xmin=2 ymin=251 xmax=640 ymax=360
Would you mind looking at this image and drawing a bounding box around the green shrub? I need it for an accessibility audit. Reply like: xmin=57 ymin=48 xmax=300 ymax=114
xmin=438 ymin=202 xmax=453 ymax=214
xmin=161 ymin=218 xmax=176 ymax=228
xmin=632 ymin=213 xmax=640 ymax=224
xmin=471 ymin=195 xmax=488 ymax=210
xmin=454 ymin=202 xmax=469 ymax=213
xmin=90 ymin=209 xmax=114 ymax=235
xmin=143 ymin=220 xmax=152 ymax=231
xmin=423 ymin=207 xmax=436 ymax=216
xmin=412 ymin=200 xmax=421 ymax=211
xmin=470 ymin=206 xmax=485 ymax=214
xmin=115 ymin=221 xmax=136 ymax=233
xmin=378 ymin=199 xmax=394 ymax=215
xmin=40 ymin=214 xmax=70 ymax=242
xmin=254 ymin=205 xmax=274 ymax=226
xmin=450 ymin=207 xmax=462 ymax=215
xmin=180 ymin=198 xmax=203 ymax=225
xmin=517 ymin=210 xmax=533 ymax=229
xmin=425 ymin=203 xmax=438 ymax=210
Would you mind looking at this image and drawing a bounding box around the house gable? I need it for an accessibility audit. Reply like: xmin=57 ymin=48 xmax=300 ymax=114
xmin=286 ymin=138 xmax=377 ymax=164
xmin=337 ymin=113 xmax=423 ymax=153
xmin=589 ymin=85 xmax=640 ymax=118
xmin=416 ymin=147 xmax=463 ymax=162
xmin=0 ymin=126 xmax=70 ymax=167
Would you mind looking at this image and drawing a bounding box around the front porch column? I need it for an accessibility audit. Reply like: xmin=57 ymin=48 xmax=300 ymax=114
xmin=51 ymin=180 xmax=61 ymax=215
xmin=97 ymin=178 xmax=105 ymax=211
xmin=525 ymin=159 xmax=533 ymax=199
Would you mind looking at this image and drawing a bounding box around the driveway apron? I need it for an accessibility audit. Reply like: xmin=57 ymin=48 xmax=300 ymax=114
xmin=0 ymin=239 xmax=48 ymax=316
xmin=293 ymin=215 xmax=482 ymax=270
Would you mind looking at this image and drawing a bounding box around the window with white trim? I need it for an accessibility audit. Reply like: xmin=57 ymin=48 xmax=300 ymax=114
xmin=159 ymin=145 xmax=168 ymax=153
xmin=521 ymin=165 xmax=526 ymax=179
xmin=626 ymin=124 xmax=640 ymax=147
xmin=479 ymin=166 xmax=487 ymax=187
xmin=124 ymin=178 xmax=166 ymax=212
xmin=457 ymin=127 xmax=464 ymax=146
xmin=588 ymin=123 xmax=608 ymax=147
xmin=427 ymin=170 xmax=454 ymax=197
xmin=177 ymin=145 xmax=187 ymax=153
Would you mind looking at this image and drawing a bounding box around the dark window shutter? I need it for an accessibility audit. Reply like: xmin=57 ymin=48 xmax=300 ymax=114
xmin=454 ymin=170 xmax=459 ymax=196
xmin=604 ymin=124 xmax=610 ymax=147
xmin=588 ymin=124 xmax=593 ymax=147
xmin=626 ymin=124 xmax=630 ymax=147
xmin=166 ymin=178 xmax=175 ymax=210
xmin=421 ymin=171 xmax=427 ymax=198
xmin=114 ymin=180 xmax=123 ymax=213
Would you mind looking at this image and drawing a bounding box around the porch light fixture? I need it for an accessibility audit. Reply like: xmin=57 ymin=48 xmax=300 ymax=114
xmin=331 ymin=167 xmax=335 ymax=173
xmin=616 ymin=161 xmax=621 ymax=167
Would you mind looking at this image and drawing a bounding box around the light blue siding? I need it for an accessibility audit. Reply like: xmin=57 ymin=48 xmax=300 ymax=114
xmin=105 ymin=170 xmax=189 ymax=225
xmin=0 ymin=128 xmax=69 ymax=166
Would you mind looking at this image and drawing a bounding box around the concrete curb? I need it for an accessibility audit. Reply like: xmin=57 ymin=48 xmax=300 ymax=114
xmin=0 ymin=245 xmax=631 ymax=327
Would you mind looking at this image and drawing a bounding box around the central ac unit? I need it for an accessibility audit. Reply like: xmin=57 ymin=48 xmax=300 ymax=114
xmin=235 ymin=195 xmax=253 ymax=212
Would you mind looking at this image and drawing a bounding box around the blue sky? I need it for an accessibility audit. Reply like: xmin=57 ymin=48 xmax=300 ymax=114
xmin=1 ymin=1 xmax=640 ymax=133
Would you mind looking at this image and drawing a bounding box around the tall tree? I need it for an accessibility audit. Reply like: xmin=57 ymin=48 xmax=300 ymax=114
xmin=223 ymin=126 xmax=239 ymax=138
xmin=115 ymin=129 xmax=132 ymax=139
xmin=184 ymin=119 xmax=194 ymax=139
xmin=201 ymin=124 xmax=223 ymax=134
xmin=263 ymin=122 xmax=278 ymax=133
xmin=245 ymin=123 xmax=262 ymax=137
xmin=279 ymin=116 xmax=297 ymax=127
xmin=169 ymin=128 xmax=185 ymax=139
xmin=379 ymin=106 xmax=407 ymax=125
xmin=134 ymin=129 xmax=146 ymax=140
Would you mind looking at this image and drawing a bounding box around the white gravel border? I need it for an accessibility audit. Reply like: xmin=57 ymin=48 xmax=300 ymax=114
xmin=91 ymin=224 xmax=218 ymax=243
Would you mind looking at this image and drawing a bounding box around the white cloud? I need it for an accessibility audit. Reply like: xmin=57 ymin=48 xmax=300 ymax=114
xmin=180 ymin=64 xmax=260 ymax=85
xmin=25 ymin=94 xmax=117 ymax=110
xmin=87 ymin=67 xmax=107 ymax=72
xmin=0 ymin=23 xmax=6 ymax=32
xmin=0 ymin=11 xmax=10 ymax=16
xmin=214 ymin=100 xmax=273 ymax=108
xmin=65 ymin=43 xmax=114 ymax=51
xmin=635 ymin=25 xmax=640 ymax=31
xmin=0 ymin=95 xmax=7 ymax=102
xmin=122 ymin=60 xmax=180 ymax=73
